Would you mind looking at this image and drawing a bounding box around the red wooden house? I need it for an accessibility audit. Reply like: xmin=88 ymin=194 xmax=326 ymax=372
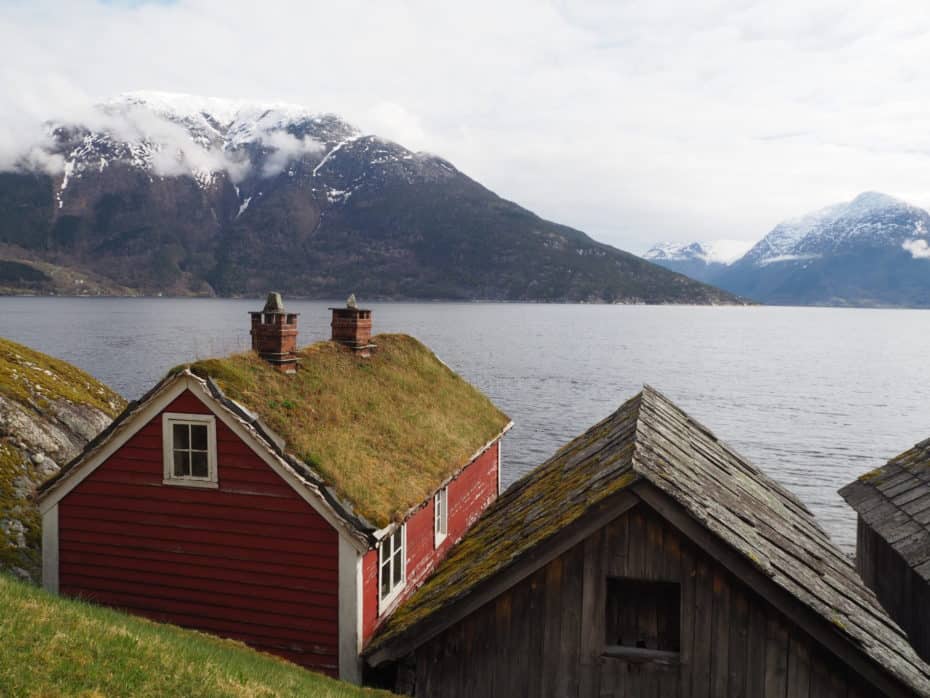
xmin=37 ymin=294 xmax=511 ymax=683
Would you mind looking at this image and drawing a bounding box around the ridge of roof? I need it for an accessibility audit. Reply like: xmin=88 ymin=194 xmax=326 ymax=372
xmin=368 ymin=386 xmax=930 ymax=696
xmin=840 ymin=441 xmax=930 ymax=582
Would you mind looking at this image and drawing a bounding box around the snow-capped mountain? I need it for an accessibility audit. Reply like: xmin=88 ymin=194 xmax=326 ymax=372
xmin=643 ymin=240 xmax=754 ymax=283
xmin=740 ymin=192 xmax=930 ymax=267
xmin=642 ymin=192 xmax=930 ymax=306
xmin=716 ymin=192 xmax=930 ymax=306
xmin=51 ymin=91 xmax=451 ymax=213
xmin=0 ymin=91 xmax=740 ymax=304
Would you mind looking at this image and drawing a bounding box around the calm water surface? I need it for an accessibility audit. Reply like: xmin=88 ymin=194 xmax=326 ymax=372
xmin=3 ymin=297 xmax=929 ymax=551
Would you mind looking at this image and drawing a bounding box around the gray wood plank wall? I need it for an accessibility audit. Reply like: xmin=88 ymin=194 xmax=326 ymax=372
xmin=856 ymin=517 xmax=930 ymax=664
xmin=409 ymin=504 xmax=886 ymax=698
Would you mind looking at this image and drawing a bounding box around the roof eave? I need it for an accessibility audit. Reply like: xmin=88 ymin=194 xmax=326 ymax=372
xmin=371 ymin=420 xmax=515 ymax=542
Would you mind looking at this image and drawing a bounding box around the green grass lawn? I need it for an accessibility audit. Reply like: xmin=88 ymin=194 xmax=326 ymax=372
xmin=0 ymin=574 xmax=395 ymax=697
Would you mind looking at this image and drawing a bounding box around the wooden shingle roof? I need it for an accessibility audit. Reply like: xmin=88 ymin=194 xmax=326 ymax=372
xmin=367 ymin=386 xmax=930 ymax=696
xmin=840 ymin=440 xmax=930 ymax=583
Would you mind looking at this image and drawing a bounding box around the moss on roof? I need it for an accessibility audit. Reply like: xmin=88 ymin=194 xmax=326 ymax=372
xmin=183 ymin=334 xmax=510 ymax=528
xmin=367 ymin=393 xmax=641 ymax=653
xmin=372 ymin=387 xmax=930 ymax=696
xmin=0 ymin=337 xmax=124 ymax=417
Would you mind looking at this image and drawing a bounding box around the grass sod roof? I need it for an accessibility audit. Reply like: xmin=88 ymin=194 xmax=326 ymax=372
xmin=0 ymin=573 xmax=396 ymax=698
xmin=183 ymin=334 xmax=510 ymax=528
xmin=367 ymin=386 xmax=930 ymax=696
xmin=840 ymin=439 xmax=930 ymax=582
xmin=0 ymin=337 xmax=124 ymax=417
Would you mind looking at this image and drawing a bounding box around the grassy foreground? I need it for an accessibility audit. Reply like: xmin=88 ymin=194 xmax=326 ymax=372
xmin=0 ymin=575 xmax=394 ymax=698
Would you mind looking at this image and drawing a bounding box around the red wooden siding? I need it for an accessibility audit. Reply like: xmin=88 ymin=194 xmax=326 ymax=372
xmin=57 ymin=390 xmax=342 ymax=677
xmin=362 ymin=441 xmax=501 ymax=643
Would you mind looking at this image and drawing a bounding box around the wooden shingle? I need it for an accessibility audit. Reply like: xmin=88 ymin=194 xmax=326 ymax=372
xmin=841 ymin=442 xmax=930 ymax=582
xmin=368 ymin=386 xmax=930 ymax=696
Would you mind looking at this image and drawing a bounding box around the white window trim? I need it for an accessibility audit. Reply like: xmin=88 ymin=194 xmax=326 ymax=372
xmin=378 ymin=524 xmax=406 ymax=614
xmin=434 ymin=486 xmax=448 ymax=548
xmin=162 ymin=412 xmax=218 ymax=488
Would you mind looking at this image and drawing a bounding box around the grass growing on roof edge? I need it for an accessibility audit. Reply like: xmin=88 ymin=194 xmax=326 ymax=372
xmin=181 ymin=334 xmax=510 ymax=527
xmin=0 ymin=574 xmax=395 ymax=698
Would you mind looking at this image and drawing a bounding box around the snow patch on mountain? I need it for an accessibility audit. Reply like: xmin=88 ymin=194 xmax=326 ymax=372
xmin=236 ymin=196 xmax=252 ymax=219
xmin=33 ymin=91 xmax=365 ymax=199
xmin=644 ymin=239 xmax=754 ymax=265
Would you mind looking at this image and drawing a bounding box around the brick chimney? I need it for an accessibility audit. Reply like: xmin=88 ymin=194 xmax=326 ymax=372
xmin=330 ymin=294 xmax=375 ymax=357
xmin=250 ymin=292 xmax=299 ymax=373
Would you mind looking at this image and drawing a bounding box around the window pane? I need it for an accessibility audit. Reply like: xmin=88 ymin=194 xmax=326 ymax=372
xmin=393 ymin=551 xmax=403 ymax=585
xmin=440 ymin=491 xmax=447 ymax=533
xmin=190 ymin=424 xmax=208 ymax=451
xmin=173 ymin=450 xmax=190 ymax=477
xmin=191 ymin=451 xmax=208 ymax=477
xmin=381 ymin=559 xmax=390 ymax=598
xmin=392 ymin=529 xmax=402 ymax=552
xmin=173 ymin=423 xmax=189 ymax=449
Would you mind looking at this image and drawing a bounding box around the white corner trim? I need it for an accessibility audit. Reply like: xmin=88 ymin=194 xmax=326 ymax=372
xmin=338 ymin=537 xmax=363 ymax=684
xmin=497 ymin=436 xmax=503 ymax=496
xmin=41 ymin=505 xmax=59 ymax=594
xmin=161 ymin=412 xmax=218 ymax=488
xmin=465 ymin=421 xmax=514 ymax=473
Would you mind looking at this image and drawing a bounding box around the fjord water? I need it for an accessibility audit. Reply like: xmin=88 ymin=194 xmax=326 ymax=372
xmin=3 ymin=298 xmax=928 ymax=551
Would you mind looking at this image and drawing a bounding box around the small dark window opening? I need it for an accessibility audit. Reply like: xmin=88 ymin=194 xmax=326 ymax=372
xmin=606 ymin=577 xmax=681 ymax=653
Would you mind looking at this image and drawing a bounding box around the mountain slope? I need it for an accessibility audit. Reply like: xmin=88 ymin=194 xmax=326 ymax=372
xmin=718 ymin=192 xmax=930 ymax=306
xmin=0 ymin=92 xmax=740 ymax=304
xmin=643 ymin=240 xmax=754 ymax=284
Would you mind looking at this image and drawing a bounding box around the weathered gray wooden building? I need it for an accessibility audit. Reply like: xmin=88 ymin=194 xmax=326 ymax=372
xmin=366 ymin=387 xmax=930 ymax=698
xmin=840 ymin=439 xmax=930 ymax=664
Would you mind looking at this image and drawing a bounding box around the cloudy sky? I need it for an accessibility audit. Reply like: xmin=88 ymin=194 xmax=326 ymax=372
xmin=3 ymin=0 xmax=930 ymax=253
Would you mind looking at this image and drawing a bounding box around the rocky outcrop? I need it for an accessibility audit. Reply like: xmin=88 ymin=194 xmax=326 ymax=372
xmin=0 ymin=337 xmax=124 ymax=582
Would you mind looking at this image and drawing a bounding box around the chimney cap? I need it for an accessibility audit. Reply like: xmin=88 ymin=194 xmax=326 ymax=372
xmin=263 ymin=292 xmax=285 ymax=313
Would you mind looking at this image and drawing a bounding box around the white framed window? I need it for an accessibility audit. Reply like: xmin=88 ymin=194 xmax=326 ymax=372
xmin=434 ymin=486 xmax=448 ymax=547
xmin=378 ymin=525 xmax=406 ymax=612
xmin=162 ymin=413 xmax=218 ymax=488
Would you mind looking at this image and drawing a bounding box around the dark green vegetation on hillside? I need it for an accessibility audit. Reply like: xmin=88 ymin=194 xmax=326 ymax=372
xmin=0 ymin=574 xmax=395 ymax=697
xmin=183 ymin=334 xmax=510 ymax=527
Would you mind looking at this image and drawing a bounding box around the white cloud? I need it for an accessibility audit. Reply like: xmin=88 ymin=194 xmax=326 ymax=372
xmin=256 ymin=130 xmax=324 ymax=178
xmin=3 ymin=0 xmax=930 ymax=252
xmin=902 ymin=239 xmax=930 ymax=260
